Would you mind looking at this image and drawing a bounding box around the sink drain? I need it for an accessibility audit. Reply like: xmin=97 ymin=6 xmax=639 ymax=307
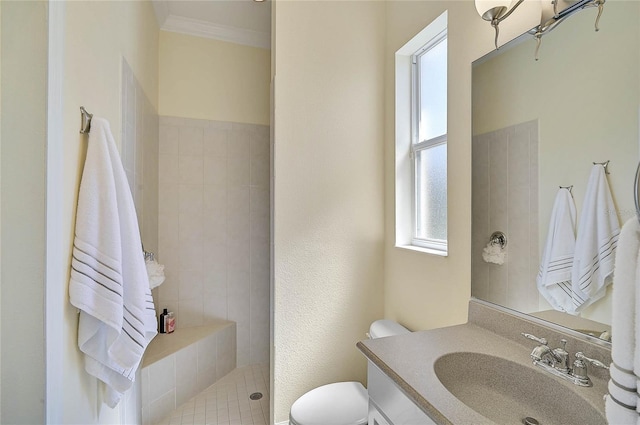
xmin=250 ymin=392 xmax=263 ymax=401
xmin=523 ymin=417 xmax=539 ymax=425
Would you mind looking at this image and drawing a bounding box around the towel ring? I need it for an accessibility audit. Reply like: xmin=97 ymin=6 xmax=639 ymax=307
xmin=489 ymin=231 xmax=507 ymax=249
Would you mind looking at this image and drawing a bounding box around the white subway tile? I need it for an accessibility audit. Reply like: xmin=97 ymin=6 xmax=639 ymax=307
xmin=227 ymin=157 xmax=250 ymax=188
xmin=147 ymin=355 xmax=175 ymax=403
xmin=179 ymin=156 xmax=204 ymax=185
xmin=204 ymin=127 xmax=229 ymax=157
xmin=179 ymin=126 xmax=204 ymax=156
xmin=159 ymin=154 xmax=180 ymax=184
xmin=148 ymin=389 xmax=176 ymax=425
xmin=179 ymin=269 xmax=204 ymax=300
xmin=175 ymin=344 xmax=198 ymax=390
xmin=178 ymin=298 xmax=204 ymax=328
xmin=178 ymin=184 xmax=204 ymax=214
xmin=159 ymin=126 xmax=180 ymax=155
xmin=204 ymin=156 xmax=227 ymax=186
xmin=197 ymin=334 xmax=218 ymax=372
xmin=179 ymin=212 xmax=204 ymax=244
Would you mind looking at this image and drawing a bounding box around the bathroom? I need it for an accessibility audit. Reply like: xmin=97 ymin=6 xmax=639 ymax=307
xmin=1 ymin=0 xmax=635 ymax=424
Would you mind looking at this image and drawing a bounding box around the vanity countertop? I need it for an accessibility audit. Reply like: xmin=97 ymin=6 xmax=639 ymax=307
xmin=357 ymin=301 xmax=610 ymax=425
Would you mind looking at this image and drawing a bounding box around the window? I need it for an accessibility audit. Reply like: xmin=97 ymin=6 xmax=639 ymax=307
xmin=395 ymin=12 xmax=448 ymax=255
xmin=412 ymin=32 xmax=447 ymax=251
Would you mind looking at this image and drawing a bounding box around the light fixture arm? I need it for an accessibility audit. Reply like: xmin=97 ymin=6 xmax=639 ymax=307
xmin=491 ymin=18 xmax=501 ymax=50
xmin=594 ymin=0 xmax=604 ymax=31
xmin=478 ymin=0 xmax=605 ymax=58
xmin=485 ymin=0 xmax=526 ymax=49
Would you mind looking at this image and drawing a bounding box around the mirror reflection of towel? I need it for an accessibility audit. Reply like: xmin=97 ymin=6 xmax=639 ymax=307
xmin=571 ymin=165 xmax=620 ymax=313
xmin=537 ymin=188 xmax=580 ymax=313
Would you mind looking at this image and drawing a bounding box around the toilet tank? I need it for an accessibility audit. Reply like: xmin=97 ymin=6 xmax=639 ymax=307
xmin=369 ymin=319 xmax=410 ymax=339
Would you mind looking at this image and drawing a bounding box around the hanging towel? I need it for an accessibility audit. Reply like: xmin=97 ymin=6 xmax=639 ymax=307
xmin=571 ymin=164 xmax=620 ymax=312
xmin=537 ymin=188 xmax=582 ymax=313
xmin=605 ymin=217 xmax=640 ymax=424
xmin=69 ymin=117 xmax=157 ymax=408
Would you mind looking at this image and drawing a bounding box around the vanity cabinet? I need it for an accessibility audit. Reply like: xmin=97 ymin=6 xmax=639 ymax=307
xmin=367 ymin=362 xmax=436 ymax=425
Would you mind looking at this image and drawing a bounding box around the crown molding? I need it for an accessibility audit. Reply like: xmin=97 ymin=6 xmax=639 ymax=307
xmin=161 ymin=14 xmax=271 ymax=50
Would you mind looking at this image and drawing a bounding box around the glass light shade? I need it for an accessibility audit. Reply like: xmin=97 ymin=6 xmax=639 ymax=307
xmin=475 ymin=0 xmax=512 ymax=19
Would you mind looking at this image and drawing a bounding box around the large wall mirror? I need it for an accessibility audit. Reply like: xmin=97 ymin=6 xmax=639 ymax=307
xmin=471 ymin=0 xmax=639 ymax=343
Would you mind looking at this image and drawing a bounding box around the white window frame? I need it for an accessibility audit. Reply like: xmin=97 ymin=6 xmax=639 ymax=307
xmin=395 ymin=11 xmax=448 ymax=256
xmin=410 ymin=31 xmax=447 ymax=252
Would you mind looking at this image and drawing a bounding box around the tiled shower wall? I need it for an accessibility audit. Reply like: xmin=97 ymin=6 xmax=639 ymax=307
xmin=471 ymin=120 xmax=539 ymax=314
xmin=157 ymin=116 xmax=270 ymax=367
xmin=122 ymin=60 xmax=160 ymax=268
xmin=121 ymin=60 xmax=160 ymax=425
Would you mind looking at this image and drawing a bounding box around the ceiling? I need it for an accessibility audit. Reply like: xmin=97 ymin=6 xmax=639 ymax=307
xmin=152 ymin=0 xmax=271 ymax=49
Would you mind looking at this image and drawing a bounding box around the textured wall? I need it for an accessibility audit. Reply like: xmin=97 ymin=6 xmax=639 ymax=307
xmin=272 ymin=1 xmax=386 ymax=422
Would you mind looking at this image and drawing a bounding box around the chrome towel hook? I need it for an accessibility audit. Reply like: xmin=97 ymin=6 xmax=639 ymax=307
xmin=592 ymin=160 xmax=610 ymax=174
xmin=80 ymin=106 xmax=93 ymax=134
xmin=559 ymin=185 xmax=574 ymax=194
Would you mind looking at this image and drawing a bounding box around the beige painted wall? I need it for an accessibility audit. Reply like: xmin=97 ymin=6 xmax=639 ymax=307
xmin=383 ymin=1 xmax=499 ymax=332
xmin=60 ymin=1 xmax=158 ymax=423
xmin=159 ymin=31 xmax=270 ymax=126
xmin=272 ymin=1 xmax=385 ymax=422
xmin=1 ymin=2 xmax=47 ymax=422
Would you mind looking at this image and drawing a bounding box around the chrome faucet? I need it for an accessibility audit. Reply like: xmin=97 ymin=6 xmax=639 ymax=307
xmin=521 ymin=333 xmax=608 ymax=387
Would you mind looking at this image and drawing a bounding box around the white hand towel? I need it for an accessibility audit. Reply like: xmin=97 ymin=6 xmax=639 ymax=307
xmin=537 ymin=188 xmax=582 ymax=313
xmin=606 ymin=218 xmax=640 ymax=424
xmin=571 ymin=164 xmax=620 ymax=312
xmin=69 ymin=117 xmax=157 ymax=408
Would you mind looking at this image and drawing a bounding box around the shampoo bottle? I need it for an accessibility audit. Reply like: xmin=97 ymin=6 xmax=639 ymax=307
xmin=166 ymin=311 xmax=175 ymax=333
xmin=159 ymin=308 xmax=168 ymax=333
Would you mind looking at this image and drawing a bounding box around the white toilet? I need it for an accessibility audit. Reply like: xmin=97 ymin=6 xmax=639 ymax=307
xmin=289 ymin=319 xmax=411 ymax=425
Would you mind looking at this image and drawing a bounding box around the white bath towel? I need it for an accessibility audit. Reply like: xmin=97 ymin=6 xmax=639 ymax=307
xmin=69 ymin=117 xmax=157 ymax=408
xmin=571 ymin=164 xmax=620 ymax=312
xmin=606 ymin=218 xmax=640 ymax=424
xmin=537 ymin=188 xmax=582 ymax=313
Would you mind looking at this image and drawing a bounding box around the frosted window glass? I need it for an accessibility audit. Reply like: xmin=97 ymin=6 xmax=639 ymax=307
xmin=418 ymin=38 xmax=447 ymax=143
xmin=415 ymin=143 xmax=447 ymax=241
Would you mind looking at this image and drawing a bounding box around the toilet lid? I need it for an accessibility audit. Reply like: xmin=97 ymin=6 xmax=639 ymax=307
xmin=290 ymin=382 xmax=368 ymax=425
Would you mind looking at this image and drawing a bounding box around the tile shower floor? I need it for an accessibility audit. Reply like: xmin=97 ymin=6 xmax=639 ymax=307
xmin=155 ymin=364 xmax=270 ymax=425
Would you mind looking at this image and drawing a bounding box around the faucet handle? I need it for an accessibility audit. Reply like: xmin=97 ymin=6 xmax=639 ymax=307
xmin=575 ymin=352 xmax=610 ymax=370
xmin=553 ymin=339 xmax=570 ymax=372
xmin=521 ymin=332 xmax=548 ymax=345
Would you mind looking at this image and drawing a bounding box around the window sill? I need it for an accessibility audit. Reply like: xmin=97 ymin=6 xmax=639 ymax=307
xmin=395 ymin=244 xmax=448 ymax=257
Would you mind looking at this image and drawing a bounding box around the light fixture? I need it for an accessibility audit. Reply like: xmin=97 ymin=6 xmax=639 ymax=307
xmin=476 ymin=0 xmax=605 ymax=58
